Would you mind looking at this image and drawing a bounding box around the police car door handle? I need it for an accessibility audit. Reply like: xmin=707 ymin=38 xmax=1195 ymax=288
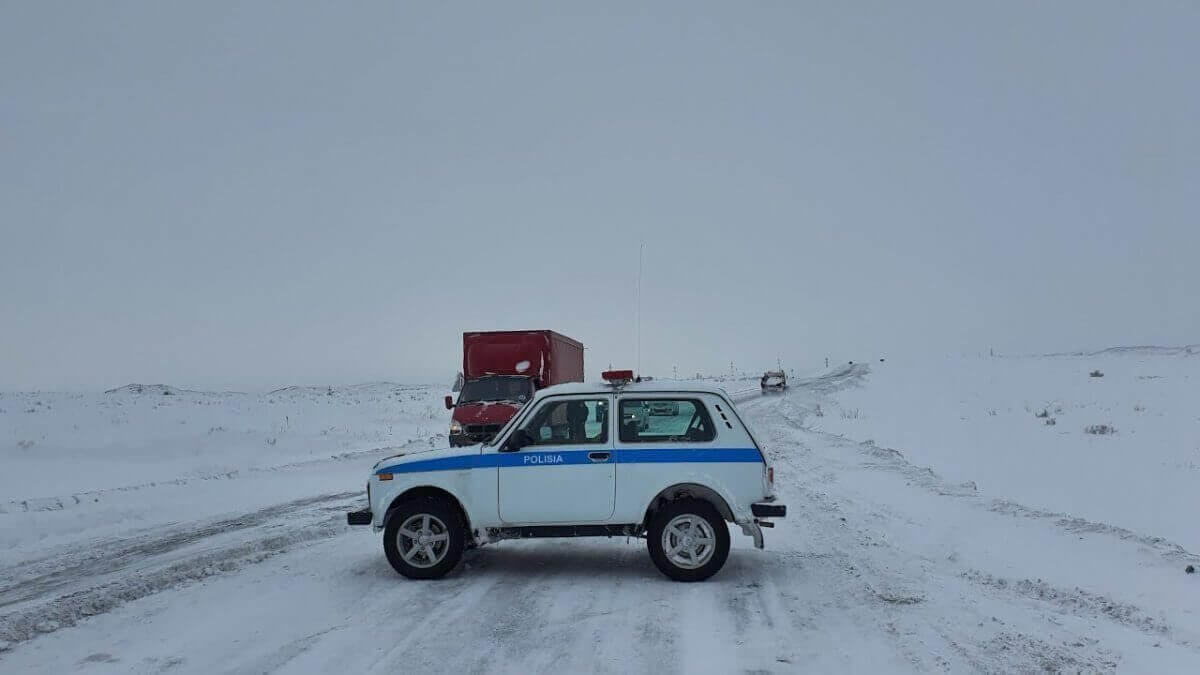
xmin=587 ymin=451 xmax=611 ymax=462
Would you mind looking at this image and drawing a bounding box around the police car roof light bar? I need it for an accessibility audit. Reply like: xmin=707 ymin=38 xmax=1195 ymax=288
xmin=602 ymin=369 xmax=635 ymax=384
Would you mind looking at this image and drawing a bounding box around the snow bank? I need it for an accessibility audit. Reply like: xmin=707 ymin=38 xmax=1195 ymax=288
xmin=812 ymin=349 xmax=1200 ymax=551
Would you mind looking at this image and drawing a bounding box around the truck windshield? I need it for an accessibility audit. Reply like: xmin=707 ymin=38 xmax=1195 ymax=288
xmin=457 ymin=376 xmax=533 ymax=405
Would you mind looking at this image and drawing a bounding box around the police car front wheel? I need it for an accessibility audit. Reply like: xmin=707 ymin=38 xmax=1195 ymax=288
xmin=384 ymin=498 xmax=465 ymax=579
xmin=646 ymin=499 xmax=730 ymax=582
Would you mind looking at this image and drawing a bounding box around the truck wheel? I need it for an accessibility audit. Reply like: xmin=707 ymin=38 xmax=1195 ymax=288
xmin=383 ymin=498 xmax=465 ymax=579
xmin=646 ymin=499 xmax=730 ymax=582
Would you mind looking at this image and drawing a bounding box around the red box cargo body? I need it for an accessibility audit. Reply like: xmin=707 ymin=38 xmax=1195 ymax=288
xmin=448 ymin=330 xmax=584 ymax=446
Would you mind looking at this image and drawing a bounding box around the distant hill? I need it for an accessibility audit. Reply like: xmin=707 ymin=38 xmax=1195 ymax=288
xmin=104 ymin=383 xmax=190 ymax=396
xmin=1040 ymin=344 xmax=1199 ymax=358
xmin=102 ymin=383 xmax=245 ymax=396
xmin=265 ymin=382 xmax=421 ymax=396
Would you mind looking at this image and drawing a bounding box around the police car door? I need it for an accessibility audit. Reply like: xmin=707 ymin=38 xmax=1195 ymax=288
xmin=498 ymin=394 xmax=615 ymax=523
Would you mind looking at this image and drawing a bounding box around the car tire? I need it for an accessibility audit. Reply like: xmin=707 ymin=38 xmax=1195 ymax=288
xmin=646 ymin=499 xmax=730 ymax=582
xmin=383 ymin=497 xmax=466 ymax=579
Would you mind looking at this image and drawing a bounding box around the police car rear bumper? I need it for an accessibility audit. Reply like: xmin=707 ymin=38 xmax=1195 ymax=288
xmin=751 ymin=502 xmax=786 ymax=518
xmin=347 ymin=509 xmax=373 ymax=526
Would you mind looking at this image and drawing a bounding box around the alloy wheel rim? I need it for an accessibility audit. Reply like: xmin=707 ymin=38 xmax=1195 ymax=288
xmin=662 ymin=514 xmax=716 ymax=569
xmin=397 ymin=513 xmax=450 ymax=568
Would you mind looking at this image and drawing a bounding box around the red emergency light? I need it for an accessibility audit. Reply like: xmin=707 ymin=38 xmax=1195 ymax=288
xmin=602 ymin=369 xmax=635 ymax=383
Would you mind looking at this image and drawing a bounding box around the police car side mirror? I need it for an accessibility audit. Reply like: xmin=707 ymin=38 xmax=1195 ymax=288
xmin=503 ymin=429 xmax=533 ymax=452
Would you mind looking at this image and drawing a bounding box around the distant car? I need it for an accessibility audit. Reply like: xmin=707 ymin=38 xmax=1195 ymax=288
xmin=760 ymin=370 xmax=787 ymax=392
xmin=648 ymin=400 xmax=680 ymax=416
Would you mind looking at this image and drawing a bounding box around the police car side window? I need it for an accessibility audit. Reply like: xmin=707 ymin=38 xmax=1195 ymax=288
xmin=522 ymin=399 xmax=608 ymax=446
xmin=618 ymin=399 xmax=716 ymax=444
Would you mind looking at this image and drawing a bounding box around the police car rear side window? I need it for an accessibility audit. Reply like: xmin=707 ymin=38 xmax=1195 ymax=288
xmin=618 ymin=399 xmax=716 ymax=444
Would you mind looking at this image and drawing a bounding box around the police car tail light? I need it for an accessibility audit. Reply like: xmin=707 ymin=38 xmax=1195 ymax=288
xmin=768 ymin=466 xmax=774 ymax=489
xmin=602 ymin=369 xmax=635 ymax=383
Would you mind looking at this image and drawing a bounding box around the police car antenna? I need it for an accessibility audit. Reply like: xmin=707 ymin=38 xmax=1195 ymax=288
xmin=636 ymin=242 xmax=643 ymax=378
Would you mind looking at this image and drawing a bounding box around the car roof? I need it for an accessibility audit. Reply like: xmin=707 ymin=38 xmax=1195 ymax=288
xmin=532 ymin=379 xmax=735 ymax=401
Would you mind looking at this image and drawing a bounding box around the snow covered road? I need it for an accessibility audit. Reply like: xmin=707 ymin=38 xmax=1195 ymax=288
xmin=2 ymin=368 xmax=1199 ymax=673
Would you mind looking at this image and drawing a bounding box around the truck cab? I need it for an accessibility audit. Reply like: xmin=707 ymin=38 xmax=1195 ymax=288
xmin=349 ymin=370 xmax=786 ymax=581
xmin=447 ymin=375 xmax=534 ymax=446
xmin=447 ymin=330 xmax=584 ymax=446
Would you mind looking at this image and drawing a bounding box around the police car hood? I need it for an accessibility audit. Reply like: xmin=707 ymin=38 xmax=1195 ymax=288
xmin=372 ymin=445 xmax=480 ymax=473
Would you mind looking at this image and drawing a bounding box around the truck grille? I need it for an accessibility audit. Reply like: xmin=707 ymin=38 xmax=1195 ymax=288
xmin=465 ymin=424 xmax=501 ymax=436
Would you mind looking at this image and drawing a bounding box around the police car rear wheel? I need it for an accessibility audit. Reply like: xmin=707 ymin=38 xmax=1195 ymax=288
xmin=647 ymin=499 xmax=730 ymax=582
xmin=384 ymin=498 xmax=465 ymax=579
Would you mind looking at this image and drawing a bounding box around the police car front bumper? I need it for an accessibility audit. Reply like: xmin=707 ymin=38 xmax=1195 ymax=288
xmin=346 ymin=509 xmax=372 ymax=526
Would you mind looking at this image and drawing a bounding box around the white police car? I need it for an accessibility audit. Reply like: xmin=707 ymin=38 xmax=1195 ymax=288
xmin=347 ymin=370 xmax=785 ymax=581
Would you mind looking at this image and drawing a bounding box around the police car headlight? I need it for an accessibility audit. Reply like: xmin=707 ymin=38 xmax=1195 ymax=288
xmin=450 ymin=420 xmax=463 ymax=435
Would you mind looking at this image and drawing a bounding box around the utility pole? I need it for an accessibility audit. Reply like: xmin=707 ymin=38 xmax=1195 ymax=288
xmin=673 ymin=365 xmax=678 ymax=381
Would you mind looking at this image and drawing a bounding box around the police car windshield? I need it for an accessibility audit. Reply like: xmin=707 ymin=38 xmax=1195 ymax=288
xmin=458 ymin=376 xmax=533 ymax=405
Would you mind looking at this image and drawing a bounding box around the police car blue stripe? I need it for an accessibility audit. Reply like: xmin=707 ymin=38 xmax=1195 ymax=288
xmin=375 ymin=447 xmax=761 ymax=476
xmin=615 ymin=448 xmax=761 ymax=464
xmin=376 ymin=455 xmax=492 ymax=474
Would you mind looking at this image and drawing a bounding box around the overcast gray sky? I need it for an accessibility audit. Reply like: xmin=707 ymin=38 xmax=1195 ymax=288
xmin=2 ymin=2 xmax=1197 ymax=391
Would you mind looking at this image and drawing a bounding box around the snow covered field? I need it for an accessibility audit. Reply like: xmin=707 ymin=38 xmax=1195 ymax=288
xmin=1 ymin=355 xmax=1198 ymax=673
xmin=814 ymin=348 xmax=1200 ymax=552
xmin=0 ymin=384 xmax=446 ymax=563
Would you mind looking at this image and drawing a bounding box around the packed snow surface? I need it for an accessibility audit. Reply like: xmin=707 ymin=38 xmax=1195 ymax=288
xmin=1 ymin=354 xmax=1198 ymax=673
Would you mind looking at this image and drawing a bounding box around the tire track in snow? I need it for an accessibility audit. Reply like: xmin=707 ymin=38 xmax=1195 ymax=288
xmin=985 ymin=500 xmax=1200 ymax=564
xmin=767 ymin=390 xmax=1200 ymax=566
xmin=960 ymin=570 xmax=1196 ymax=648
xmin=0 ymin=491 xmax=357 ymax=606
xmin=739 ymin=388 xmax=1172 ymax=672
xmin=358 ymin=542 xmax=678 ymax=675
xmin=0 ymin=492 xmax=360 ymax=646
xmin=754 ymin=390 xmax=1198 ymax=661
xmin=0 ymin=436 xmax=434 ymax=516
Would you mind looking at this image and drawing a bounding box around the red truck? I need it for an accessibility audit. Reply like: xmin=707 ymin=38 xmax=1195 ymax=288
xmin=445 ymin=330 xmax=584 ymax=446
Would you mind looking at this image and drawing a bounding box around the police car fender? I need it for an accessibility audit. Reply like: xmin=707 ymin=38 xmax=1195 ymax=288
xmin=367 ymin=446 xmax=495 ymax=531
xmin=612 ymin=457 xmax=763 ymax=525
